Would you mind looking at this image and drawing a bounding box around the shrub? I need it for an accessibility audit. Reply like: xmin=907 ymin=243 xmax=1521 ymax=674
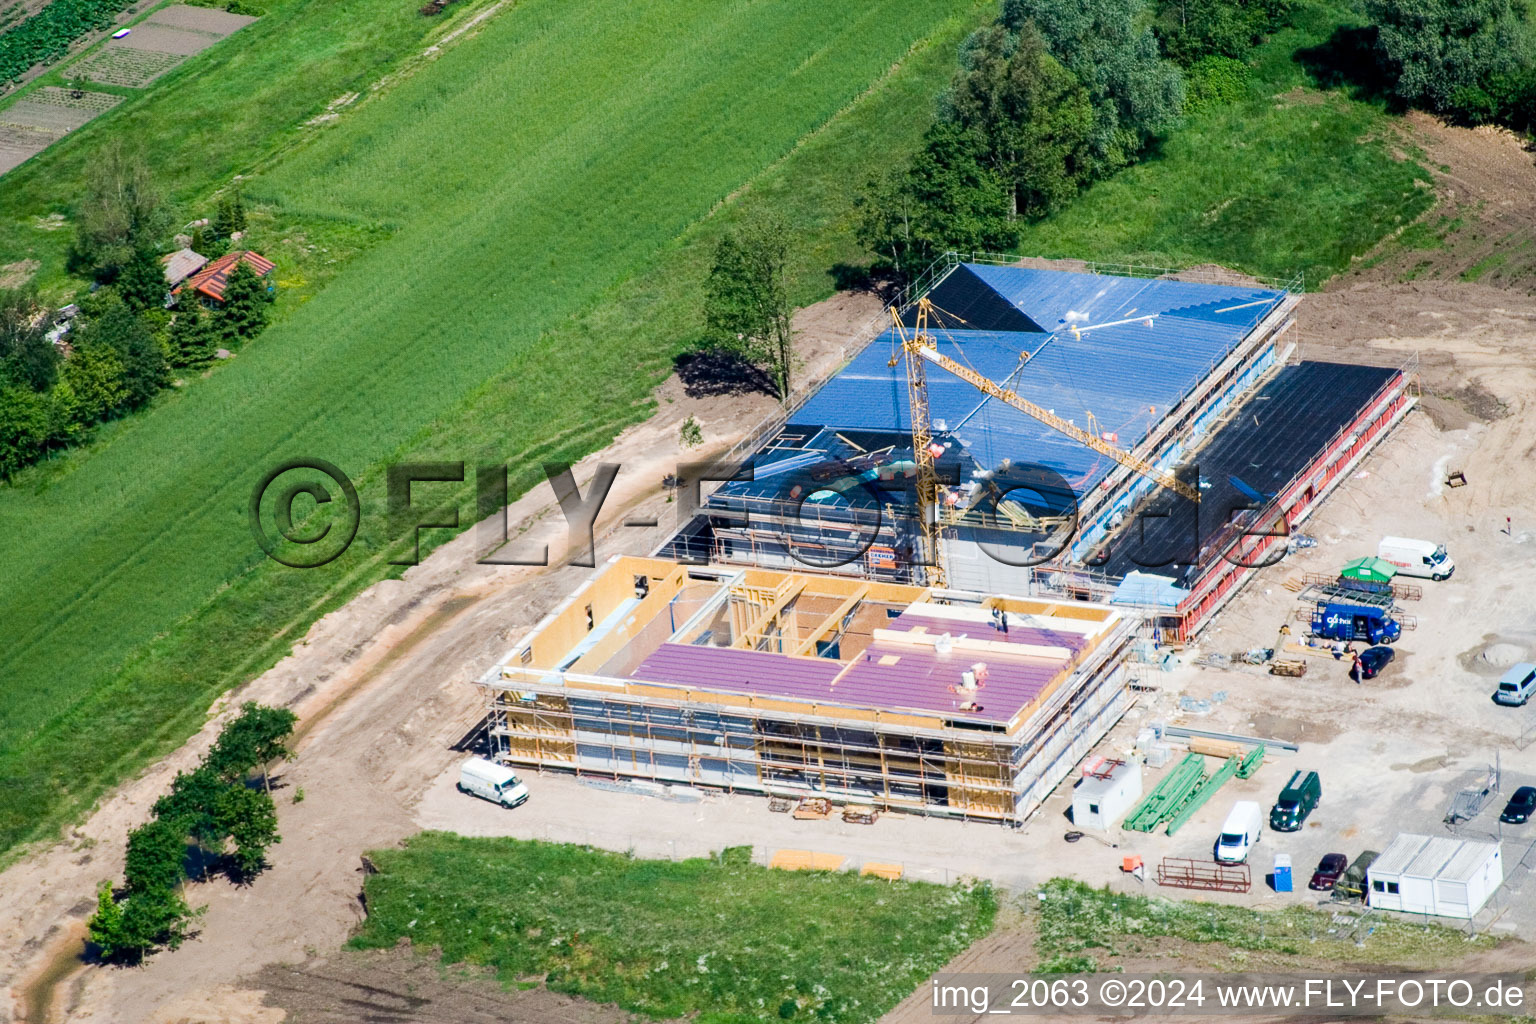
xmin=1184 ymin=55 xmax=1252 ymax=113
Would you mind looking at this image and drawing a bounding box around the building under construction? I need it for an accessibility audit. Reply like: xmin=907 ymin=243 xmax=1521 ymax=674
xmin=476 ymin=555 xmax=1133 ymax=824
xmin=664 ymin=256 xmax=1416 ymax=643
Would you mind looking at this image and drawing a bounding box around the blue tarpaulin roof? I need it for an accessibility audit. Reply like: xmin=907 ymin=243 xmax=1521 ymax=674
xmin=788 ymin=264 xmax=1284 ymax=493
xmin=1111 ymin=571 xmax=1191 ymax=608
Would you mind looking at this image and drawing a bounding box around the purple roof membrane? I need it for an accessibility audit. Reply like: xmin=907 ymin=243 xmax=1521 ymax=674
xmin=889 ymin=611 xmax=1090 ymax=654
xmin=629 ymin=618 xmax=1082 ymax=726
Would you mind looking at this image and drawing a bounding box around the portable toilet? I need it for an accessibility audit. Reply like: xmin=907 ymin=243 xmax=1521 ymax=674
xmin=1273 ymin=853 xmax=1293 ymax=893
xmin=1071 ymin=758 xmax=1143 ymax=831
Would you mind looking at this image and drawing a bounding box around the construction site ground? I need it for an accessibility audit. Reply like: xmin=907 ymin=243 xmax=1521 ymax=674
xmin=7 ymin=115 xmax=1536 ymax=1023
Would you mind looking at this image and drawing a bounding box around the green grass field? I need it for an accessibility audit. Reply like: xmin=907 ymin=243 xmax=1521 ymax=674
xmin=0 ymin=0 xmax=987 ymax=861
xmin=0 ymin=0 xmax=1444 ymax=866
xmin=1015 ymin=3 xmax=1434 ymax=283
xmin=353 ymin=836 xmax=996 ymax=1024
xmin=0 ymin=0 xmax=454 ymax=295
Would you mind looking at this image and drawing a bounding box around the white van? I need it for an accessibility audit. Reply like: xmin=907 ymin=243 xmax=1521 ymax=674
xmin=1494 ymin=663 xmax=1536 ymax=707
xmin=1214 ymin=800 xmax=1263 ymax=863
xmin=457 ymin=756 xmax=529 ymax=808
xmin=1378 ymin=537 xmax=1454 ymax=581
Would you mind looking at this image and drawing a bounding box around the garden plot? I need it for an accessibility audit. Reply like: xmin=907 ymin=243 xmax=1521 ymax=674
xmin=74 ymin=5 xmax=255 ymax=87
xmin=72 ymin=47 xmax=184 ymax=87
xmin=0 ymin=88 xmax=120 ymax=173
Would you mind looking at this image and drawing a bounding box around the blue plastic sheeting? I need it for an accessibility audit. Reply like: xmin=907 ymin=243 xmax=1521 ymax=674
xmin=1111 ymin=571 xmax=1191 ymax=608
xmin=788 ymin=265 xmax=1284 ymax=494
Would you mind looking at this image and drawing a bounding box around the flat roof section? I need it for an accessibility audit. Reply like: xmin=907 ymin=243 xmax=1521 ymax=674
xmin=1096 ymin=361 xmax=1399 ymax=585
xmin=789 ymin=263 xmax=1286 ymax=495
xmin=494 ymin=557 xmax=1123 ymax=732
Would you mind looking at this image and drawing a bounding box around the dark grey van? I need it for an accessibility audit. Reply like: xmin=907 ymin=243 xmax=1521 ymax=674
xmin=1269 ymin=769 xmax=1321 ymax=831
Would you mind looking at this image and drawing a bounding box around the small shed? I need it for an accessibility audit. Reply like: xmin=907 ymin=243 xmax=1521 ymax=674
xmin=1368 ymin=833 xmax=1502 ymax=918
xmin=1071 ymin=756 xmax=1142 ymax=831
xmin=160 ymin=248 xmax=208 ymax=287
xmin=1340 ymin=556 xmax=1397 ymax=585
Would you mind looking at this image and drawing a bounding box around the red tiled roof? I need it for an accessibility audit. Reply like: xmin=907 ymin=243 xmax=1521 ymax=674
xmin=177 ymin=250 xmax=275 ymax=302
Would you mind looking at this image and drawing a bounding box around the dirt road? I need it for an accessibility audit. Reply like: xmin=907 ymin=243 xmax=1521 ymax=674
xmin=7 ymin=108 xmax=1536 ymax=1024
xmin=0 ymin=292 xmax=880 ymax=1024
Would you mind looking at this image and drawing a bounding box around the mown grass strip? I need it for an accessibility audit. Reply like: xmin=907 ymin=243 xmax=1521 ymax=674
xmin=0 ymin=0 xmax=986 ymax=862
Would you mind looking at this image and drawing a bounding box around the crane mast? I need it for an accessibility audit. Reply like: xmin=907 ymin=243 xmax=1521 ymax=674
xmin=890 ymin=303 xmax=945 ymax=588
xmin=889 ymin=296 xmax=1201 ymax=586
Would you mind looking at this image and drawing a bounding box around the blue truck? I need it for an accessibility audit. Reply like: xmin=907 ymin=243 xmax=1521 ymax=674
xmin=1310 ymin=600 xmax=1402 ymax=645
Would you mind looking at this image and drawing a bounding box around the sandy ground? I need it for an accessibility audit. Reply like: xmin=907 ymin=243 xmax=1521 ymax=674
xmin=8 ymin=107 xmax=1536 ymax=1024
xmin=0 ymin=291 xmax=881 ymax=1024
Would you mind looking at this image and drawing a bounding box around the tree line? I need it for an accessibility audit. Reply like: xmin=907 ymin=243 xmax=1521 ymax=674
xmin=694 ymin=0 xmax=1288 ymax=402
xmin=0 ymin=145 xmax=273 ymax=481
xmin=1355 ymin=0 xmax=1536 ymax=130
xmin=88 ymin=702 xmax=296 ymax=962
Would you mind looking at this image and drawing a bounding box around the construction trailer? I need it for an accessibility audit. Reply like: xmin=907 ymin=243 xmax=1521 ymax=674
xmin=663 ymin=256 xmax=1416 ymax=645
xmin=1070 ymin=756 xmax=1142 ymax=831
xmin=475 ymin=555 xmax=1135 ymax=826
xmin=1367 ymin=834 xmax=1504 ymax=919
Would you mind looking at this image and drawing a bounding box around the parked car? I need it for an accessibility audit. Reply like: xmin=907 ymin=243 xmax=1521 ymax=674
xmin=1269 ymin=770 xmax=1322 ymax=831
xmin=1353 ymin=645 xmax=1394 ymax=680
xmin=1493 ymin=663 xmax=1536 ymax=707
xmin=1500 ymin=786 xmax=1536 ymax=824
xmin=1309 ymin=852 xmax=1348 ymax=891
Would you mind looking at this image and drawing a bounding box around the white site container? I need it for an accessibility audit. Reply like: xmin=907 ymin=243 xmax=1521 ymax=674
xmin=1368 ymin=833 xmax=1502 ymax=918
xmin=1072 ymin=758 xmax=1142 ymax=831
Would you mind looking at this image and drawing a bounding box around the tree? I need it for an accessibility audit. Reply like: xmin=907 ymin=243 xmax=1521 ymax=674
xmin=1001 ymin=0 xmax=1185 ymax=174
xmin=74 ymin=298 xmax=167 ymax=411
xmin=124 ymin=819 xmax=187 ymax=895
xmin=166 ymin=299 xmax=216 ymax=369
xmin=855 ymin=122 xmax=1016 ymax=281
xmin=72 ymin=143 xmax=168 ymax=282
xmin=212 ymin=785 xmax=279 ymax=878
xmin=1363 ymin=0 xmax=1532 ymax=115
xmin=701 ymin=213 xmax=794 ymax=402
xmin=118 ymin=885 xmax=195 ymax=957
xmin=213 ymin=187 xmax=247 ymax=239
xmin=152 ymin=766 xmax=227 ymax=844
xmin=679 ymin=415 xmax=703 ymax=449
xmin=943 ymin=23 xmax=1095 ymax=218
xmin=189 ymin=224 xmax=224 ymax=258
xmin=59 ymin=342 xmax=128 ymax=424
xmin=0 ymin=288 xmax=58 ymax=392
xmin=1154 ymin=0 xmax=1295 ymax=65
xmin=217 ymin=261 xmax=272 ymax=344
xmin=0 ymin=386 xmax=50 ymax=479
xmin=91 ymin=882 xmax=194 ymax=962
xmin=88 ymin=882 xmax=132 ymax=960
xmin=206 ymin=702 xmax=297 ymax=789
xmin=117 ymin=247 xmax=167 ymax=313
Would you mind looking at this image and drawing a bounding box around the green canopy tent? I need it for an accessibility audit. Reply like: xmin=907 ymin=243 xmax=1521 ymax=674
xmin=1340 ymin=556 xmax=1397 ymax=585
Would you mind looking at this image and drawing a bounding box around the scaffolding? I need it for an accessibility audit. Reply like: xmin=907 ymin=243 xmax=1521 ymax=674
xmin=474 ymin=556 xmax=1136 ymax=826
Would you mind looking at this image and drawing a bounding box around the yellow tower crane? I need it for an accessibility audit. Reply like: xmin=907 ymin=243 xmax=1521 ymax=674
xmin=888 ymin=297 xmax=1201 ymax=587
